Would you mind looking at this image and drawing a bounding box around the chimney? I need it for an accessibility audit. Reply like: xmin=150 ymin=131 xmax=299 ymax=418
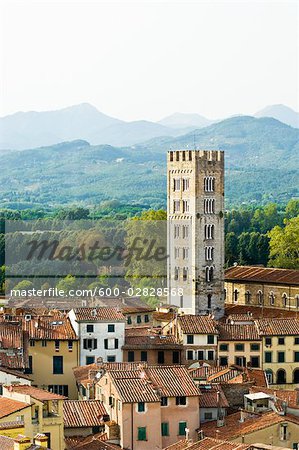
xmin=34 ymin=434 xmax=49 ymax=448
xmin=239 ymin=409 xmax=245 ymax=423
xmin=13 ymin=435 xmax=31 ymax=450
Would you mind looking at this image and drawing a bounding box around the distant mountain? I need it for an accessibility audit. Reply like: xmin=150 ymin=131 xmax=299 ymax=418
xmin=255 ymin=104 xmax=299 ymax=128
xmin=0 ymin=103 xmax=182 ymax=150
xmin=158 ymin=112 xmax=213 ymax=129
xmin=0 ymin=116 xmax=298 ymax=210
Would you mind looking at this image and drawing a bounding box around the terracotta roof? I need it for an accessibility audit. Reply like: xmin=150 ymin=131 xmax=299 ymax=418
xmin=122 ymin=306 xmax=155 ymax=314
xmin=0 ymin=366 xmax=33 ymax=380
xmin=7 ymin=384 xmax=67 ymax=400
xmin=123 ymin=334 xmax=182 ymax=349
xmin=65 ymin=436 xmax=85 ymax=449
xmin=153 ymin=311 xmax=176 ymax=322
xmin=63 ymin=400 xmax=108 ymax=427
xmin=107 ymin=365 xmax=199 ymax=402
xmin=73 ymin=362 xmax=142 ymax=384
xmin=255 ymin=318 xmax=299 ymax=335
xmin=188 ymin=366 xmax=235 ymax=381
xmin=72 ymin=308 xmax=125 ymax=322
xmin=0 ymin=421 xmax=24 ymax=430
xmin=178 ymin=315 xmax=218 ymax=334
xmin=22 ymin=316 xmax=77 ymax=340
xmin=201 ymin=411 xmax=299 ymax=441
xmin=0 ymin=397 xmax=30 ymax=419
xmin=218 ymin=323 xmax=260 ymax=341
xmin=163 ymin=438 xmax=251 ymax=450
xmin=224 ymin=304 xmax=298 ymax=319
xmin=73 ymin=432 xmax=119 ymax=449
xmin=0 ymin=322 xmax=24 ymax=347
xmin=0 ymin=436 xmax=14 ymax=450
xmin=198 ymin=384 xmax=229 ymax=408
xmin=244 ymin=368 xmax=268 ymax=387
xmin=125 ymin=326 xmax=155 ymax=336
xmin=225 ymin=265 xmax=299 ymax=285
xmin=250 ymin=386 xmax=299 ymax=409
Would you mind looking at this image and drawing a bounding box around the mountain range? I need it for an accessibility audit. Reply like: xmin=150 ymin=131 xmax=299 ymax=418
xmin=0 ymin=103 xmax=298 ymax=151
xmin=0 ymin=115 xmax=298 ymax=210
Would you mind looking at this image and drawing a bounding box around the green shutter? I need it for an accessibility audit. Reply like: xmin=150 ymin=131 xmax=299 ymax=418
xmin=179 ymin=421 xmax=186 ymax=436
xmin=161 ymin=422 xmax=169 ymax=436
xmin=138 ymin=427 xmax=146 ymax=441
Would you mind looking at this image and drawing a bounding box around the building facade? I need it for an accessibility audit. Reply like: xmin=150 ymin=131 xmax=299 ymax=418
xmin=167 ymin=149 xmax=225 ymax=318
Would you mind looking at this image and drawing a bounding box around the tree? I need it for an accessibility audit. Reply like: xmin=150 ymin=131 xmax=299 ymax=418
xmin=285 ymin=199 xmax=299 ymax=219
xmin=12 ymin=280 xmax=33 ymax=292
xmin=56 ymin=275 xmax=77 ymax=295
xmin=225 ymin=232 xmax=238 ymax=266
xmin=268 ymin=216 xmax=299 ymax=269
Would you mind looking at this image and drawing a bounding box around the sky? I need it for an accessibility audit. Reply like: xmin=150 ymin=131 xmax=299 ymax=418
xmin=0 ymin=0 xmax=298 ymax=121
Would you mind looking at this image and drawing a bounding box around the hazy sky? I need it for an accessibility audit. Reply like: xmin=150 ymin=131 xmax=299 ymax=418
xmin=0 ymin=0 xmax=298 ymax=121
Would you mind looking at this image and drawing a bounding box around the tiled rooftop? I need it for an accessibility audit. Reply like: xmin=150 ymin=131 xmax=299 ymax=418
xmin=72 ymin=307 xmax=125 ymax=322
xmin=178 ymin=315 xmax=218 ymax=335
xmin=224 ymin=304 xmax=299 ymax=318
xmin=225 ymin=265 xmax=299 ymax=285
xmin=218 ymin=323 xmax=260 ymax=341
xmin=163 ymin=438 xmax=251 ymax=450
xmin=250 ymin=386 xmax=299 ymax=409
xmin=23 ymin=316 xmax=77 ymax=340
xmin=255 ymin=318 xmax=299 ymax=335
xmin=198 ymin=384 xmax=229 ymax=409
xmin=201 ymin=411 xmax=299 ymax=441
xmin=123 ymin=334 xmax=182 ymax=348
xmin=63 ymin=400 xmax=108 ymax=427
xmin=7 ymin=384 xmax=67 ymax=400
xmin=0 ymin=397 xmax=30 ymax=419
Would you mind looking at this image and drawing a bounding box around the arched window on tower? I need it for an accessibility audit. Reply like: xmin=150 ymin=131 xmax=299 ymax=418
xmin=245 ymin=290 xmax=251 ymax=304
xmin=282 ymin=293 xmax=288 ymax=308
xmin=269 ymin=292 xmax=275 ymax=306
xmin=207 ymin=294 xmax=212 ymax=309
xmin=257 ymin=290 xmax=263 ymax=305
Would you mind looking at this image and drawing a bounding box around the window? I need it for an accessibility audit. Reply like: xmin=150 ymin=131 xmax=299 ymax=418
xmin=205 ymin=246 xmax=214 ymax=261
xmin=25 ymin=355 xmax=33 ymax=374
xmin=30 ymin=340 xmax=35 ymax=347
xmin=265 ymin=369 xmax=273 ymax=384
xmin=204 ymin=177 xmax=215 ymax=192
xmin=235 ymin=356 xmax=246 ymax=366
xmin=68 ymin=341 xmax=73 ymax=351
xmin=204 ymin=224 xmax=214 ymax=240
xmin=207 ymin=294 xmax=212 ymax=309
xmin=205 ymin=266 xmax=214 ymax=282
xmin=178 ymin=421 xmax=187 ymax=436
xmin=158 ymin=351 xmax=165 ymax=364
xmin=173 ymin=178 xmax=180 ymax=191
xmin=137 ymin=427 xmax=147 ymax=441
xmin=182 ymin=200 xmax=190 ymax=213
xmin=161 ymin=422 xmax=169 ymax=436
xmin=86 ymin=324 xmax=94 ymax=333
xmin=86 ymin=356 xmax=95 ymax=365
xmin=278 ymin=351 xmax=285 ymax=363
xmin=219 ymin=356 xmax=228 ymax=366
xmin=83 ymin=338 xmax=97 ymax=350
xmin=277 ymin=369 xmax=286 ymax=384
xmin=108 ymin=324 xmax=115 ymax=333
xmin=174 ymin=267 xmax=179 ymax=281
xmin=187 ymin=350 xmax=193 ymax=361
xmin=183 ymin=267 xmax=189 ymax=281
xmin=265 ymin=352 xmax=272 ymax=363
xmin=48 ymin=385 xmax=69 ymax=396
xmin=175 ymin=247 xmax=180 ymax=259
xmin=137 ymin=315 xmax=142 ymax=324
xmin=207 ymin=335 xmax=214 ymax=344
xmin=280 ymin=423 xmax=288 ymax=441
xmin=107 ymin=355 xmax=116 ymax=362
xmin=127 ymin=316 xmax=132 ymax=325
xmin=176 ymin=396 xmax=186 ymax=406
xmin=278 ymin=337 xmax=285 ymax=345
xmin=269 ymin=292 xmax=275 ymax=306
xmin=173 ymin=351 xmax=180 ymax=364
xmin=250 ymin=343 xmax=260 ymax=351
xmin=282 ymin=293 xmax=288 ymax=307
xmin=250 ymin=356 xmax=260 ymax=368
xmin=198 ymin=350 xmax=204 ymax=360
xmin=182 ymin=225 xmax=189 ymax=239
xmin=42 ymin=340 xmax=47 ymax=347
xmin=53 ymin=356 xmax=63 ymax=374
xmin=138 ymin=402 xmax=145 ymax=412
xmin=55 ymin=340 xmax=60 ymax=351
xmin=235 ymin=343 xmax=244 ymax=352
xmin=183 ymin=247 xmax=189 ymax=260
xmin=174 ymin=224 xmax=180 ymax=238
xmin=220 ymin=343 xmax=228 ymax=351
xmin=173 ymin=200 xmax=180 ymax=213
xmin=295 ymin=338 xmax=299 ymax=345
xmin=245 ymin=291 xmax=251 ymax=304
xmin=233 ymin=289 xmax=239 ymax=303
xmin=128 ymin=351 xmax=135 ymax=362
xmin=144 ymin=315 xmax=149 ymax=323
xmin=160 ymin=397 xmax=168 ymax=407
xmin=257 ymin=290 xmax=263 ymax=305
xmin=265 ymin=337 xmax=272 ymax=346
xmin=204 ymin=198 xmax=215 ymax=214
xmin=187 ymin=334 xmax=194 ymax=344
xmin=182 ymin=178 xmax=190 ymax=191
xmin=204 ymin=412 xmax=213 ymax=421
xmin=294 ymin=352 xmax=299 ymax=362
xmin=141 ymin=351 xmax=148 ymax=362
xmin=207 ymin=350 xmax=214 ymax=360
